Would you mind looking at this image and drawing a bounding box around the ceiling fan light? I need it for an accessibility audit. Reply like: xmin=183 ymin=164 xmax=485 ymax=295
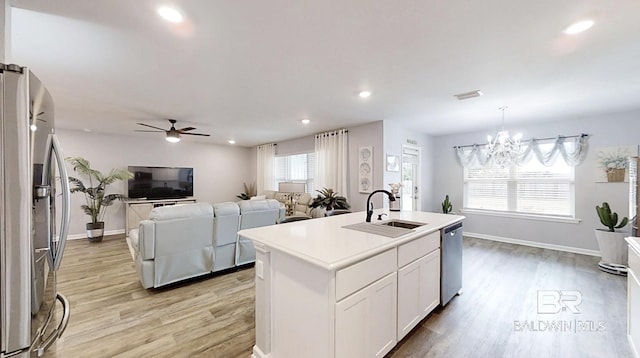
xmin=158 ymin=6 xmax=184 ymax=23
xmin=166 ymin=131 xmax=181 ymax=143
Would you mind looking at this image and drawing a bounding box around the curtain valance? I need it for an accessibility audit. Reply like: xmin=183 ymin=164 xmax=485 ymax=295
xmin=454 ymin=134 xmax=589 ymax=168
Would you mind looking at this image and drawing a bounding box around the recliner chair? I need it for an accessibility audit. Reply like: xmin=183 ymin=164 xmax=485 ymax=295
xmin=130 ymin=203 xmax=214 ymax=288
xmin=236 ymin=199 xmax=282 ymax=266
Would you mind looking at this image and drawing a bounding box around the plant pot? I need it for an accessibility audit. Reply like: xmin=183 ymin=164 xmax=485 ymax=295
xmin=594 ymin=229 xmax=628 ymax=271
xmin=310 ymin=207 xmax=326 ymax=218
xmin=606 ymin=168 xmax=625 ymax=182
xmin=86 ymin=222 xmax=105 ymax=243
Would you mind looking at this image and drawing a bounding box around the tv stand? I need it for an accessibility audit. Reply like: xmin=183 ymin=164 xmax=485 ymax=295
xmin=125 ymin=197 xmax=197 ymax=234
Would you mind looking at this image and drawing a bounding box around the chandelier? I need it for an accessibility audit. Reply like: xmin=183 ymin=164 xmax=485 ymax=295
xmin=487 ymin=107 xmax=522 ymax=167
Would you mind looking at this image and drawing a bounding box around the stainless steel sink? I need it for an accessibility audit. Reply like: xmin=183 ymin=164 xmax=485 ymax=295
xmin=342 ymin=220 xmax=426 ymax=238
xmin=378 ymin=219 xmax=426 ymax=229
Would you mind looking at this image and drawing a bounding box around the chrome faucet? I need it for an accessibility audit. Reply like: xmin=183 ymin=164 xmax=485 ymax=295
xmin=366 ymin=189 xmax=396 ymax=222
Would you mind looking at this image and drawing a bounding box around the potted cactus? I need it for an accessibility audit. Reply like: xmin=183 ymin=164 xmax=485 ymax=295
xmin=441 ymin=195 xmax=453 ymax=214
xmin=594 ymin=202 xmax=629 ymax=274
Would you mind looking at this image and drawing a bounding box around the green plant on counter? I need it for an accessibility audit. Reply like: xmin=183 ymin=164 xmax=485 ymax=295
xmin=441 ymin=195 xmax=453 ymax=214
xmin=236 ymin=182 xmax=257 ymax=200
xmin=595 ymin=202 xmax=628 ymax=232
xmin=310 ymin=188 xmax=350 ymax=210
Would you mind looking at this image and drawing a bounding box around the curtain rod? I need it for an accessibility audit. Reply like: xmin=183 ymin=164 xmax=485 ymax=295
xmin=452 ymin=133 xmax=589 ymax=149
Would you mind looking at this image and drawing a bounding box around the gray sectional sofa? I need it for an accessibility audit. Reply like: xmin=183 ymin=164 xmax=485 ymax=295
xmin=128 ymin=199 xmax=284 ymax=289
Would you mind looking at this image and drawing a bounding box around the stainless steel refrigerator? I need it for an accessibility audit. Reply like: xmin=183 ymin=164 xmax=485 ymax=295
xmin=1 ymin=63 xmax=71 ymax=357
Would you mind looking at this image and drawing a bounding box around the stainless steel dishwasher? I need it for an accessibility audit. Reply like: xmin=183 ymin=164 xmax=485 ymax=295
xmin=441 ymin=222 xmax=463 ymax=306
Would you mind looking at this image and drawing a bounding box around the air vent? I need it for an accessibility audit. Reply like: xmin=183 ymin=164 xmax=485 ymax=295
xmin=454 ymin=90 xmax=483 ymax=100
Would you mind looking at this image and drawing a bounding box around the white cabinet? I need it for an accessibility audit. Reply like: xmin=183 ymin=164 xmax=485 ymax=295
xmin=397 ymin=249 xmax=440 ymax=340
xmin=336 ymin=272 xmax=397 ymax=358
xmin=629 ymin=241 xmax=640 ymax=358
xmin=125 ymin=198 xmax=196 ymax=233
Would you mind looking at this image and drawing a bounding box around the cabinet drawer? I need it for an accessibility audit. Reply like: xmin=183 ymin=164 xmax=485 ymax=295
xmin=630 ymin=243 xmax=640 ymax=275
xmin=336 ymin=249 xmax=397 ymax=301
xmin=398 ymin=231 xmax=439 ymax=267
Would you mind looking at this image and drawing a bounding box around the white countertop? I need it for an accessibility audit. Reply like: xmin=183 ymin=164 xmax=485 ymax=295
xmin=238 ymin=210 xmax=464 ymax=271
xmin=627 ymin=236 xmax=640 ymax=253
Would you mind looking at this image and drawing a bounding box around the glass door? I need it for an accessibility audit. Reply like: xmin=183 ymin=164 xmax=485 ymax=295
xmin=401 ymin=145 xmax=421 ymax=211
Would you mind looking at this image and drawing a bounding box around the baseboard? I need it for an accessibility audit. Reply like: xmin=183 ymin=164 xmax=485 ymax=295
xmin=67 ymin=229 xmax=126 ymax=240
xmin=465 ymin=231 xmax=601 ymax=257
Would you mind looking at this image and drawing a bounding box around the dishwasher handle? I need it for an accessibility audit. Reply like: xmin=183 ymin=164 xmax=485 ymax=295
xmin=443 ymin=222 xmax=463 ymax=235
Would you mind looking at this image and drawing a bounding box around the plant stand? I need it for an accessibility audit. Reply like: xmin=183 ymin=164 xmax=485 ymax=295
xmin=594 ymin=229 xmax=628 ymax=276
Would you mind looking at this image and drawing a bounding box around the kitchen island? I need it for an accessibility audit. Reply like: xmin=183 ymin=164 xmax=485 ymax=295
xmin=238 ymin=210 xmax=464 ymax=358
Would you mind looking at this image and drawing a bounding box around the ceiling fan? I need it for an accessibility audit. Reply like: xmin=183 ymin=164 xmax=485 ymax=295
xmin=135 ymin=119 xmax=210 ymax=143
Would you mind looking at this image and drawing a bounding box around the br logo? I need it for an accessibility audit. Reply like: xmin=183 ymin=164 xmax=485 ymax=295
xmin=537 ymin=290 xmax=582 ymax=314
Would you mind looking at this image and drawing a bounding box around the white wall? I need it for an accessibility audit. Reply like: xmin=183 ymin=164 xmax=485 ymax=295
xmin=1 ymin=1 xmax=10 ymax=62
xmin=58 ymin=129 xmax=252 ymax=236
xmin=276 ymin=134 xmax=314 ymax=156
xmin=433 ymin=109 xmax=640 ymax=252
xmin=383 ymin=120 xmax=436 ymax=211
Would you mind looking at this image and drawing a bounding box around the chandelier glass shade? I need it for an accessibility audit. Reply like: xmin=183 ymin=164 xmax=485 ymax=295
xmin=486 ymin=107 xmax=522 ymax=167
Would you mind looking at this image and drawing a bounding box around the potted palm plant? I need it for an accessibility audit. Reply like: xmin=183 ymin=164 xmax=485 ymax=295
xmin=594 ymin=202 xmax=629 ymax=274
xmin=67 ymin=157 xmax=133 ymax=242
xmin=310 ymin=188 xmax=350 ymax=217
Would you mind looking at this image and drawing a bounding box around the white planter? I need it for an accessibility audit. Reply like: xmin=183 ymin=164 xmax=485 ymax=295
xmin=594 ymin=229 xmax=628 ymax=266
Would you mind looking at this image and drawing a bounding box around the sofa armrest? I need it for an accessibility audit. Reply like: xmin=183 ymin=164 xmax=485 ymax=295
xmin=138 ymin=220 xmax=156 ymax=260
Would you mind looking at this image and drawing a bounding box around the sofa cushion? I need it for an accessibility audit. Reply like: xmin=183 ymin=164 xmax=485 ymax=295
xmin=149 ymin=202 xmax=213 ymax=221
xmin=213 ymin=202 xmax=240 ymax=247
xmin=214 ymin=202 xmax=240 ymax=216
xmin=239 ymin=198 xmax=281 ymax=212
xmin=273 ymin=192 xmax=291 ymax=204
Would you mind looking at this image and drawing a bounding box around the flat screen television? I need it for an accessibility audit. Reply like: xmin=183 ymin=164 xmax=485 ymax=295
xmin=127 ymin=166 xmax=193 ymax=199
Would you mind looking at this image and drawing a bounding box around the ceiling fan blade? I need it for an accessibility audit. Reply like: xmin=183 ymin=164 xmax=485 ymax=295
xmin=135 ymin=130 xmax=165 ymax=132
xmin=178 ymin=127 xmax=196 ymax=132
xmin=181 ymin=132 xmax=210 ymax=137
xmin=137 ymin=123 xmax=167 ymax=131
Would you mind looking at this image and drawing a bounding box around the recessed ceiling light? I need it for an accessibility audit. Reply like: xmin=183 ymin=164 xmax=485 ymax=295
xmin=359 ymin=91 xmax=371 ymax=98
xmin=83 ymin=128 xmax=92 ymax=132
xmin=157 ymin=6 xmax=184 ymax=23
xmin=228 ymin=140 xmax=236 ymax=144
xmin=30 ymin=124 xmax=37 ymax=131
xmin=301 ymin=119 xmax=310 ymax=124
xmin=563 ymin=20 xmax=594 ymax=35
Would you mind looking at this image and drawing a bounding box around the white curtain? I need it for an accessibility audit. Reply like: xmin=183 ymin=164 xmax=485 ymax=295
xmin=315 ymin=129 xmax=348 ymax=195
xmin=257 ymin=143 xmax=276 ymax=194
xmin=455 ymin=134 xmax=589 ymax=168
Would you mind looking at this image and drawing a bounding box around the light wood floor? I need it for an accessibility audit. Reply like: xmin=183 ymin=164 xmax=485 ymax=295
xmin=43 ymin=235 xmax=633 ymax=358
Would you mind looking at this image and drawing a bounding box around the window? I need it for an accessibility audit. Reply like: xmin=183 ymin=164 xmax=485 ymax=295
xmin=464 ymin=145 xmax=575 ymax=217
xmin=275 ymin=153 xmax=315 ymax=194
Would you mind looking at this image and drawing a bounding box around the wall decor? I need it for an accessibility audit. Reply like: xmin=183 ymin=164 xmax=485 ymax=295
xmin=359 ymin=146 xmax=372 ymax=193
xmin=595 ymin=145 xmax=639 ymax=183
xmin=386 ymin=155 xmax=400 ymax=172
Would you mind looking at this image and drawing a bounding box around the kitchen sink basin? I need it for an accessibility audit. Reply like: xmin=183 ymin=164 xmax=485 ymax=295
xmin=342 ymin=220 xmax=426 ymax=238
xmin=378 ymin=219 xmax=426 ymax=229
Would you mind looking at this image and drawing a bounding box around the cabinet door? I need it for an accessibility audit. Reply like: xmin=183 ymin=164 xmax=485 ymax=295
xmin=335 ymin=273 xmax=397 ymax=358
xmin=397 ymin=249 xmax=441 ymax=340
xmin=397 ymin=256 xmax=423 ymax=340
xmin=335 ymin=286 xmax=368 ymax=358
xmin=422 ymin=249 xmax=441 ymax=317
xmin=629 ymin=269 xmax=640 ymax=357
xmin=370 ymin=272 xmax=397 ymax=358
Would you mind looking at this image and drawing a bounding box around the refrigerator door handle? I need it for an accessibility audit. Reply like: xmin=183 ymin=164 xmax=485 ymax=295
xmin=33 ymin=293 xmax=71 ymax=357
xmin=42 ymin=134 xmax=71 ymax=271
